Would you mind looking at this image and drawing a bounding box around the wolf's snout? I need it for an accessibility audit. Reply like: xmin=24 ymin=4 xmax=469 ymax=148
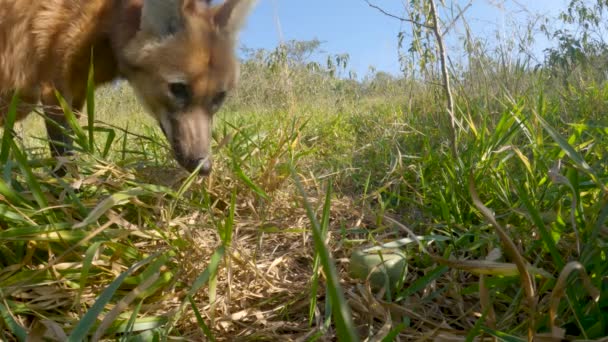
xmin=159 ymin=107 xmax=214 ymax=176
xmin=177 ymin=155 xmax=212 ymax=175
xmin=196 ymin=157 xmax=212 ymax=175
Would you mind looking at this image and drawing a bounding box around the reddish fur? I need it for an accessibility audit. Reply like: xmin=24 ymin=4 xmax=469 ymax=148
xmin=0 ymin=0 xmax=141 ymax=121
xmin=0 ymin=0 xmax=253 ymax=174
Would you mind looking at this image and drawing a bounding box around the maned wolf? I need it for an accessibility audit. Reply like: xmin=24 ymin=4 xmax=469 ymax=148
xmin=0 ymin=0 xmax=256 ymax=175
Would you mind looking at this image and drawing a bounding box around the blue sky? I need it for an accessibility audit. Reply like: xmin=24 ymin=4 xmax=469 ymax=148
xmin=238 ymin=0 xmax=566 ymax=77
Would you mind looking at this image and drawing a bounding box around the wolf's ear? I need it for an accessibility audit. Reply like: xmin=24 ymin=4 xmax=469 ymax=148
xmin=141 ymin=0 xmax=184 ymax=37
xmin=213 ymin=0 xmax=257 ymax=35
xmin=181 ymin=0 xmax=209 ymax=14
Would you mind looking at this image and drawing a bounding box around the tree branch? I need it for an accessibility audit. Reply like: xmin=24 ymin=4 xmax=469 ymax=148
xmin=428 ymin=0 xmax=458 ymax=156
xmin=442 ymin=2 xmax=472 ymax=36
xmin=365 ymin=0 xmax=434 ymax=29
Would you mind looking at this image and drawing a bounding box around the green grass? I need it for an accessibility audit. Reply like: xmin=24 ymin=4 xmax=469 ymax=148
xmin=0 ymin=54 xmax=607 ymax=341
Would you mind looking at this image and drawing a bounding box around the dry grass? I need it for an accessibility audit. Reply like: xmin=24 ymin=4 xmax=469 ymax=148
xmin=1 ymin=42 xmax=607 ymax=341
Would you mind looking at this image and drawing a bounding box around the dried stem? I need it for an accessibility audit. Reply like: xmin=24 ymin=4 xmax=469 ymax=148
xmin=428 ymin=0 xmax=458 ymax=157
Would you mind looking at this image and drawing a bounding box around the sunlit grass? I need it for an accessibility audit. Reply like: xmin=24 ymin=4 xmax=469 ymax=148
xmin=1 ymin=54 xmax=607 ymax=341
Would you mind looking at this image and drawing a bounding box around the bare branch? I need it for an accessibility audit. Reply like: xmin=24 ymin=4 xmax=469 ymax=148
xmin=428 ymin=0 xmax=458 ymax=156
xmin=365 ymin=0 xmax=434 ymax=29
xmin=442 ymin=1 xmax=472 ymax=36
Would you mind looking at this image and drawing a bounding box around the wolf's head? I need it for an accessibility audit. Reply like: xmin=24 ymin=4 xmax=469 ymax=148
xmin=120 ymin=0 xmax=255 ymax=175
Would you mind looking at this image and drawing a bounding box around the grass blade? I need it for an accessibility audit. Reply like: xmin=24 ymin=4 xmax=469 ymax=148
xmin=54 ymin=90 xmax=89 ymax=152
xmin=0 ymin=92 xmax=19 ymax=164
xmin=86 ymin=49 xmax=96 ymax=154
xmin=9 ymin=140 xmax=51 ymax=219
xmin=73 ymin=188 xmax=150 ymax=229
xmin=67 ymin=253 xmax=160 ymax=342
xmin=291 ymin=167 xmax=359 ymax=341
xmin=0 ymin=301 xmax=26 ymax=342
xmin=188 ymin=295 xmax=216 ymax=342
xmin=535 ymin=112 xmax=604 ymax=191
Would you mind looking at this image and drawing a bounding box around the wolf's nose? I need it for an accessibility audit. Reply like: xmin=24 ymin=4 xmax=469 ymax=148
xmin=196 ymin=158 xmax=212 ymax=176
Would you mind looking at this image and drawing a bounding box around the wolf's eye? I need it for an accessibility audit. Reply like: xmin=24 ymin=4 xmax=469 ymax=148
xmin=210 ymin=91 xmax=227 ymax=113
xmin=168 ymin=82 xmax=191 ymax=104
